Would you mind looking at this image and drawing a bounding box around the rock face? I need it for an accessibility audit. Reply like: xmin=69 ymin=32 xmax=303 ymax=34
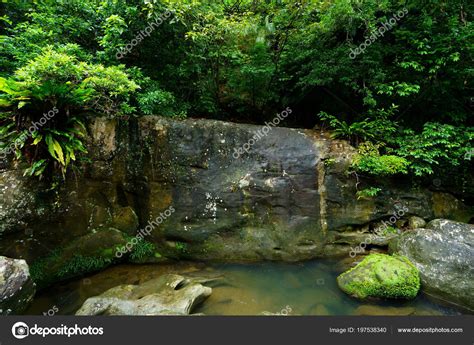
xmin=0 ymin=169 xmax=55 ymax=238
xmin=337 ymin=253 xmax=420 ymax=299
xmin=389 ymin=219 xmax=474 ymax=311
xmin=76 ymin=274 xmax=212 ymax=315
xmin=1 ymin=117 xmax=473 ymax=267
xmin=0 ymin=256 xmax=35 ymax=315
xmin=30 ymin=228 xmax=130 ymax=288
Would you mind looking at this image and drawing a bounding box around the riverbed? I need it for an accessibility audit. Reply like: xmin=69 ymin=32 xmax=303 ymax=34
xmin=25 ymin=260 xmax=465 ymax=316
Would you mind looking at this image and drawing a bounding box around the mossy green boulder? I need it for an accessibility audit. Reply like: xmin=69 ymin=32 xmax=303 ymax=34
xmin=337 ymin=253 xmax=420 ymax=299
xmin=30 ymin=228 xmax=129 ymax=289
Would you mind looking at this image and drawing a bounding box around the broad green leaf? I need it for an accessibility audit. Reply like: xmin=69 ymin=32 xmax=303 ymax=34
xmin=32 ymin=135 xmax=43 ymax=145
xmin=45 ymin=134 xmax=58 ymax=161
xmin=52 ymin=139 xmax=65 ymax=166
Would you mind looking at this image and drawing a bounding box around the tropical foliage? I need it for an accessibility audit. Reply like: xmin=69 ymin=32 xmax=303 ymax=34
xmin=0 ymin=0 xmax=472 ymax=182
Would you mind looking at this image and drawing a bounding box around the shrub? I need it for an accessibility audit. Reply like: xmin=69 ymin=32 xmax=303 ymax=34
xmin=318 ymin=109 xmax=398 ymax=146
xmin=352 ymin=142 xmax=409 ymax=176
xmin=0 ymin=47 xmax=138 ymax=179
xmin=390 ymin=122 xmax=474 ymax=176
xmin=356 ymin=187 xmax=382 ymax=199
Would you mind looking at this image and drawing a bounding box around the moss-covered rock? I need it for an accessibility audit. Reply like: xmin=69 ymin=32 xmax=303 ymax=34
xmin=30 ymin=228 xmax=128 ymax=289
xmin=128 ymin=239 xmax=167 ymax=264
xmin=336 ymin=253 xmax=420 ymax=299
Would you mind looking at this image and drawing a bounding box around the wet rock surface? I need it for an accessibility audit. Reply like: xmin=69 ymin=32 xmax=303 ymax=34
xmin=0 ymin=256 xmax=35 ymax=315
xmin=0 ymin=117 xmax=472 ymax=265
xmin=76 ymin=274 xmax=213 ymax=315
xmin=389 ymin=219 xmax=474 ymax=311
xmin=25 ymin=260 xmax=463 ymax=316
xmin=408 ymin=216 xmax=426 ymax=229
xmin=30 ymin=228 xmax=129 ymax=288
xmin=353 ymin=305 xmax=416 ymax=316
xmin=0 ymin=169 xmax=56 ymax=238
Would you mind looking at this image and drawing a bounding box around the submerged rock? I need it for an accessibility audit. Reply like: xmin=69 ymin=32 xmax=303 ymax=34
xmin=76 ymin=274 xmax=212 ymax=315
xmin=389 ymin=219 xmax=474 ymax=311
xmin=353 ymin=305 xmax=416 ymax=316
xmin=337 ymin=253 xmax=420 ymax=300
xmin=0 ymin=256 xmax=35 ymax=315
xmin=308 ymin=304 xmax=331 ymax=315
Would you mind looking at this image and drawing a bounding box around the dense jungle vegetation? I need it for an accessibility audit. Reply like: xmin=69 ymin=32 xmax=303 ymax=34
xmin=0 ymin=0 xmax=472 ymax=190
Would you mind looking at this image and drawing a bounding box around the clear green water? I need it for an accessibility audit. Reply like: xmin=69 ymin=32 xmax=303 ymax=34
xmin=26 ymin=260 xmax=464 ymax=316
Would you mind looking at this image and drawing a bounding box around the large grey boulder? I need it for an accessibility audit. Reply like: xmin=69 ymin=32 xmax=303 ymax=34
xmin=76 ymin=274 xmax=212 ymax=315
xmin=1 ymin=117 xmax=473 ymax=264
xmin=133 ymin=117 xmax=473 ymax=261
xmin=389 ymin=219 xmax=474 ymax=311
xmin=0 ymin=256 xmax=35 ymax=315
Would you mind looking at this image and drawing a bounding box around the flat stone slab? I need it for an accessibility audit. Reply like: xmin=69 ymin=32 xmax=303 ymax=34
xmin=76 ymin=274 xmax=212 ymax=315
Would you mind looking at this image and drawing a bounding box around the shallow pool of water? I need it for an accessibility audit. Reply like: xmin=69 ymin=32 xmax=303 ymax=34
xmin=26 ymin=260 xmax=465 ymax=316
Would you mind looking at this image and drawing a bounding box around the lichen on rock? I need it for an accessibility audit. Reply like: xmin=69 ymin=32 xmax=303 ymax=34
xmin=0 ymin=256 xmax=36 ymax=315
xmin=389 ymin=219 xmax=474 ymax=311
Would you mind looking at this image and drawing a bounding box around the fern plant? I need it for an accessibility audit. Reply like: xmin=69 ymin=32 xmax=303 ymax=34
xmin=0 ymin=77 xmax=89 ymax=178
xmin=0 ymin=48 xmax=138 ymax=179
xmin=318 ymin=109 xmax=397 ymax=146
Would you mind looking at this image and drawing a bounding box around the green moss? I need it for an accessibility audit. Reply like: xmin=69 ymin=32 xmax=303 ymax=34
xmin=29 ymin=250 xmax=61 ymax=287
xmin=30 ymin=250 xmax=115 ymax=289
xmin=129 ymin=239 xmax=158 ymax=262
xmin=337 ymin=253 xmax=420 ymax=299
xmin=324 ymin=158 xmax=336 ymax=167
xmin=29 ymin=228 xmax=130 ymax=289
xmin=175 ymin=241 xmax=188 ymax=253
xmin=101 ymin=248 xmax=114 ymax=257
xmin=57 ymin=255 xmax=112 ymax=280
xmin=384 ymin=226 xmax=398 ymax=235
